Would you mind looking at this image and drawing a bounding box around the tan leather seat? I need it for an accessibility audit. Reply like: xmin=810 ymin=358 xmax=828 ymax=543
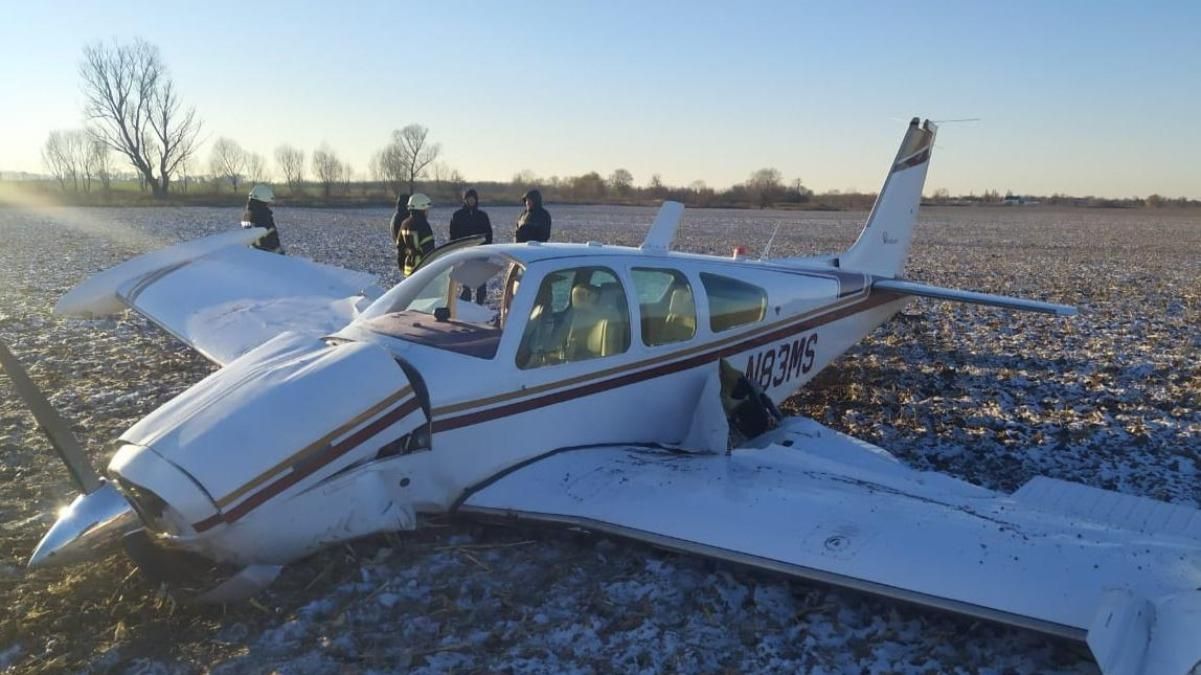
xmin=660 ymin=286 xmax=696 ymax=344
xmin=566 ymin=283 xmax=629 ymax=359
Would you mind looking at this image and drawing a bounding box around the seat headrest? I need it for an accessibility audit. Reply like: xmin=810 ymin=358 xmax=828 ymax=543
xmin=571 ymin=283 xmax=599 ymax=309
xmin=667 ymin=286 xmax=693 ymax=315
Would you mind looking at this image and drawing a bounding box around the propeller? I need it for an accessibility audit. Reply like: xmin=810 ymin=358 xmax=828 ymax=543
xmin=1 ymin=339 xmax=283 ymax=601
xmin=0 ymin=340 xmax=102 ymax=494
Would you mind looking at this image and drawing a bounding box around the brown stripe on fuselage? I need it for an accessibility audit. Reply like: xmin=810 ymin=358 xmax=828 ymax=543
xmin=434 ymin=286 xmax=869 ymax=418
xmin=432 ymin=292 xmax=902 ymax=433
xmin=194 ymin=395 xmax=422 ymax=532
xmin=213 ymin=386 xmax=413 ymax=508
xmin=190 ymin=291 xmax=903 ymax=533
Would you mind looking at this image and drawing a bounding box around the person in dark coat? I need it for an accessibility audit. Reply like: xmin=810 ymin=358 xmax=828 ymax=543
xmin=449 ymin=188 xmax=493 ymax=303
xmin=241 ymin=184 xmax=284 ymax=254
xmin=397 ymin=193 xmax=436 ymax=277
xmin=389 ymin=193 xmax=410 ymax=274
xmin=515 ymin=189 xmax=551 ymax=243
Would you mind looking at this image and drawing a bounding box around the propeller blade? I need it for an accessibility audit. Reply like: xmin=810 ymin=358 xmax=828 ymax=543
xmin=0 ymin=340 xmax=103 ymax=494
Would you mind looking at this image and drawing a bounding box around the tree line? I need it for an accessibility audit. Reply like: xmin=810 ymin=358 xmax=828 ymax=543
xmin=30 ymin=37 xmax=1200 ymax=210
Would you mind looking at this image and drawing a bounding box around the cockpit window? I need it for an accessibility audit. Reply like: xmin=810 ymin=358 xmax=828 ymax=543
xmin=357 ymin=251 xmax=524 ymax=359
xmin=701 ymin=272 xmax=766 ymax=332
xmin=516 ymin=267 xmax=631 ymax=369
xmin=632 ymin=268 xmax=696 ymax=346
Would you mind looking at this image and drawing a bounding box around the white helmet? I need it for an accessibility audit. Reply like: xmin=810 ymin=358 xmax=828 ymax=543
xmin=407 ymin=193 xmax=432 ymax=211
xmin=249 ymin=184 xmax=274 ymax=203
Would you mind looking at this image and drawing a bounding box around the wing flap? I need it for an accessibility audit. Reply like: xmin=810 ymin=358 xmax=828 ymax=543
xmin=57 ymin=232 xmax=381 ymax=365
xmin=872 ymin=278 xmax=1076 ymax=315
xmin=460 ymin=418 xmax=1201 ymax=643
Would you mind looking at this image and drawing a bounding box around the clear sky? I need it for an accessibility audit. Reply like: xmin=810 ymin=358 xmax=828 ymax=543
xmin=2 ymin=0 xmax=1198 ymax=198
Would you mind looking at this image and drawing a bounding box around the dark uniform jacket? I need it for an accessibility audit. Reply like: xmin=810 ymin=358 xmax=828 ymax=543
xmin=449 ymin=193 xmax=493 ymax=244
xmin=242 ymin=199 xmax=283 ymax=253
xmin=515 ymin=189 xmax=552 ymax=243
xmin=389 ymin=195 xmax=410 ymax=272
xmin=397 ymin=211 xmax=435 ymax=276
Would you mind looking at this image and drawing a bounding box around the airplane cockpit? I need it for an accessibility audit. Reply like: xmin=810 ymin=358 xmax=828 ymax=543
xmin=355 ymin=249 xmax=525 ymax=359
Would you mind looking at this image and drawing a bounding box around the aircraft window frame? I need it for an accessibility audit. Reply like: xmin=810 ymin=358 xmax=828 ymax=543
xmin=700 ymin=272 xmax=767 ymax=333
xmin=515 ymin=265 xmax=632 ymax=370
xmin=631 ymin=267 xmax=697 ymax=347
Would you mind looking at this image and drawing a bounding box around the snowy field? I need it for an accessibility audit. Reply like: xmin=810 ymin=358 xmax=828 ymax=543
xmin=1 ymin=203 xmax=1199 ymax=673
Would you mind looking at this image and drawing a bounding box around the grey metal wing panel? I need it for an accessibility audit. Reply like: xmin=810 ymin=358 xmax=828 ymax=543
xmin=459 ymin=417 xmax=1201 ymax=653
xmin=56 ymin=231 xmax=380 ymax=365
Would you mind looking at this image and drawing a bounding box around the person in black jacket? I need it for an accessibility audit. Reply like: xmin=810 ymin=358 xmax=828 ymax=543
xmin=515 ymin=189 xmax=551 ymax=243
xmin=389 ymin=193 xmax=410 ymax=274
xmin=397 ymin=193 xmax=436 ymax=277
xmin=449 ymin=188 xmax=493 ymax=303
xmin=241 ymin=184 xmax=284 ymax=253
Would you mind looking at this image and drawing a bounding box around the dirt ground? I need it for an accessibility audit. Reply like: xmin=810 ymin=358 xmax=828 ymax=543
xmin=1 ymin=204 xmax=1198 ymax=673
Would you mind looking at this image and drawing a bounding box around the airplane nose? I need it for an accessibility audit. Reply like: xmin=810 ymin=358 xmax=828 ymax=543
xmin=28 ymin=482 xmax=140 ymax=569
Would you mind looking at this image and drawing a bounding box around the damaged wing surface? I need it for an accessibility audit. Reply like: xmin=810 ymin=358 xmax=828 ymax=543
xmin=460 ymin=417 xmax=1201 ymax=674
xmin=56 ymin=229 xmax=382 ymax=364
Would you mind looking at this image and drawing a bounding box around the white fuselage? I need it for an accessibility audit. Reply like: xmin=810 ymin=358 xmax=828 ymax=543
xmin=108 ymin=244 xmax=909 ymax=565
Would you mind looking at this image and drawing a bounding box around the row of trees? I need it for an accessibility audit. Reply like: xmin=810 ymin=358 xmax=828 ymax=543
xmin=41 ymin=129 xmax=113 ymax=193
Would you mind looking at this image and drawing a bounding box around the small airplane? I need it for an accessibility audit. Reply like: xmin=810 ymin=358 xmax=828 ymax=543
xmin=3 ymin=118 xmax=1199 ymax=675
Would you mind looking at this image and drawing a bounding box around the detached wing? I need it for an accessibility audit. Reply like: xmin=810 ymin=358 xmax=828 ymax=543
xmin=460 ymin=417 xmax=1201 ymax=654
xmin=56 ymin=229 xmax=382 ymax=365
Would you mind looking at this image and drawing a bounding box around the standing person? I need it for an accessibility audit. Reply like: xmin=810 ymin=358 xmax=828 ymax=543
xmin=389 ymin=192 xmax=410 ymax=274
xmin=241 ymin=184 xmax=284 ymax=254
xmin=449 ymin=188 xmax=493 ymax=303
xmin=515 ymin=189 xmax=551 ymax=243
xmin=397 ymin=193 xmax=436 ymax=277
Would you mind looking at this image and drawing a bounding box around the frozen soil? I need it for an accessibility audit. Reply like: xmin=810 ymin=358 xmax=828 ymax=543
xmin=1 ymin=203 xmax=1198 ymax=673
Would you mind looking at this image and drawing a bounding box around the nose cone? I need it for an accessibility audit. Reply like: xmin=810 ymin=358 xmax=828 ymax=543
xmin=29 ymin=482 xmax=140 ymax=568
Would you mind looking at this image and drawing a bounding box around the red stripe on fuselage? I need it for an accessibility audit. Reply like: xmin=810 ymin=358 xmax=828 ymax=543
xmin=193 ymin=396 xmax=422 ymax=532
xmin=432 ymin=292 xmax=902 ymax=433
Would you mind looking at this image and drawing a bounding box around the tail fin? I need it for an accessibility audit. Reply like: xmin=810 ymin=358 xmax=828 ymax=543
xmin=840 ymin=118 xmax=937 ymax=277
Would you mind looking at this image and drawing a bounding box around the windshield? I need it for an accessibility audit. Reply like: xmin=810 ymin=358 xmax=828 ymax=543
xmin=357 ymin=251 xmax=524 ymax=359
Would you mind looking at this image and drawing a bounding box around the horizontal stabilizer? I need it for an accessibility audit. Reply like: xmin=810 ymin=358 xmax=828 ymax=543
xmin=1015 ymin=476 xmax=1201 ymax=541
xmin=873 ymin=278 xmax=1076 ymax=316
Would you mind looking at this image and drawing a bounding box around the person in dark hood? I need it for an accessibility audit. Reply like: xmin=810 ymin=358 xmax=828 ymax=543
xmin=515 ymin=189 xmax=551 ymax=243
xmin=389 ymin=192 xmax=411 ymax=273
xmin=241 ymin=184 xmax=284 ymax=254
xmin=449 ymin=188 xmax=493 ymax=303
xmin=397 ymin=193 xmax=436 ymax=277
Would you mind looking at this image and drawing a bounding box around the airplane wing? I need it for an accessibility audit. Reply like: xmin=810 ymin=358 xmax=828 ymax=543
xmin=871 ymin=278 xmax=1076 ymax=315
xmin=55 ymin=229 xmax=382 ymax=365
xmin=459 ymin=417 xmax=1201 ymax=674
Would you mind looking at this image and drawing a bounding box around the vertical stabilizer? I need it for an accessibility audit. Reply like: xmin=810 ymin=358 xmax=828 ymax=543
xmin=641 ymin=201 xmax=685 ymax=253
xmin=840 ymin=118 xmax=937 ymax=277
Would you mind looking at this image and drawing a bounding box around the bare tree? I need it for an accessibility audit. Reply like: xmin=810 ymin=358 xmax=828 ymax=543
xmin=312 ymin=144 xmax=342 ymax=198
xmin=372 ymin=125 xmax=439 ymax=196
xmin=274 ymin=145 xmax=305 ymax=193
xmin=512 ymin=169 xmax=540 ymax=187
xmin=746 ymin=167 xmax=784 ymax=208
xmin=341 ymin=163 xmax=354 ymax=195
xmin=395 ymin=124 xmax=440 ymax=194
xmin=608 ymin=168 xmax=634 ymax=195
xmin=87 ymin=137 xmax=113 ymax=195
xmin=209 ymin=137 xmax=247 ymax=191
xmin=245 ymin=151 xmax=267 ymax=184
xmin=42 ymin=130 xmax=94 ymax=192
xmin=80 ymin=38 xmax=200 ymax=198
xmin=42 ymin=131 xmax=77 ymax=191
